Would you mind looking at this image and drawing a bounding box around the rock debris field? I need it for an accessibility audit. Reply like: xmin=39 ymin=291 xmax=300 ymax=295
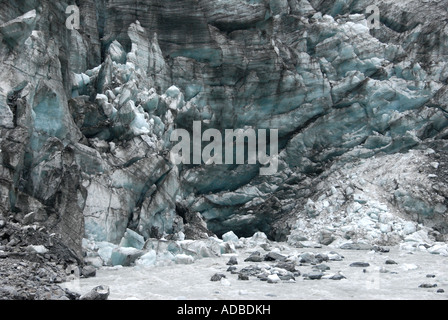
xmin=1 ymin=213 xmax=447 ymax=300
xmin=63 ymin=231 xmax=448 ymax=300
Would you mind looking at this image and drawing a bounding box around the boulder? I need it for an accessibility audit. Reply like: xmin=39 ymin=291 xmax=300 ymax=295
xmin=79 ymin=286 xmax=110 ymax=300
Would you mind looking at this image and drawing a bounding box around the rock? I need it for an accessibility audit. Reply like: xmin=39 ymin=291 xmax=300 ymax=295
xmin=350 ymin=262 xmax=370 ymax=268
xmin=0 ymin=220 xmax=6 ymax=229
xmin=298 ymin=241 xmax=322 ymax=249
xmin=240 ymin=265 xmax=263 ymax=278
xmin=84 ymin=257 xmax=104 ymax=268
xmin=264 ymin=251 xmax=287 ymax=262
xmin=278 ymin=274 xmax=295 ymax=281
xmin=298 ymin=252 xmax=316 ymax=264
xmin=313 ymin=264 xmax=330 ymax=272
xmin=244 ymin=251 xmax=263 ymax=263
xmin=211 ymin=273 xmax=226 ymax=282
xmin=374 ymin=246 xmax=390 ymax=253
xmin=287 ymin=233 xmax=309 ymax=247
xmin=0 ymin=286 xmax=18 ymax=298
xmin=327 ymin=252 xmax=344 ymax=261
xmin=238 ymin=273 xmax=249 ymax=281
xmin=340 ymin=243 xmax=374 ymax=251
xmin=315 ymin=253 xmax=329 ymax=263
xmin=81 ymin=265 xmax=97 ymax=278
xmin=305 ymin=271 xmax=324 ymax=280
xmin=274 ymin=262 xmax=297 ymax=273
xmin=227 ymin=266 xmax=238 ymax=273
xmin=79 ymin=285 xmax=110 ymax=300
xmin=419 ymin=283 xmax=438 ymax=288
xmin=329 ymin=273 xmax=346 ymax=281
xmin=22 ymin=212 xmax=35 ymax=225
xmin=256 ymin=274 xmax=269 ymax=282
xmin=318 ymin=230 xmax=335 ymax=246
xmin=226 ymin=256 xmax=238 ymax=266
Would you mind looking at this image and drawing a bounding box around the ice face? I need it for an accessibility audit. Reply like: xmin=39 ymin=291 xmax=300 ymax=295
xmin=0 ymin=0 xmax=447 ymax=258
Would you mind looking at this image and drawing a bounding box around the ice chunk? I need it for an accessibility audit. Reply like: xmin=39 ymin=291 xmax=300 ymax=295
xmin=136 ymin=250 xmax=157 ymax=267
xmin=404 ymin=230 xmax=432 ymax=245
xmin=249 ymin=232 xmax=268 ymax=244
xmin=402 ymin=222 xmax=417 ymax=235
xmin=427 ymin=244 xmax=448 ymax=256
xmin=119 ymin=229 xmax=145 ymax=250
xmin=26 ymin=245 xmax=49 ymax=254
xmin=179 ymin=239 xmax=222 ymax=258
xmin=155 ymin=251 xmax=176 ymax=266
xmin=222 ymin=231 xmax=239 ymax=243
xmin=401 ymin=263 xmax=418 ymax=271
xmin=353 ymin=193 xmax=368 ymax=204
xmin=110 ymin=247 xmax=145 ymax=266
xmin=162 ymin=86 xmax=184 ymax=111
xmin=165 ymin=86 xmax=181 ymax=98
xmin=130 ymin=111 xmax=151 ymax=135
xmin=267 ymin=274 xmax=281 ymax=284
xmin=0 ymin=95 xmax=14 ymax=129
xmin=97 ymin=242 xmax=118 ymax=266
xmin=175 ymin=254 xmax=195 ymax=265
xmin=221 ymin=278 xmax=231 ymax=286
xmin=108 ymin=41 xmax=127 ymax=64
xmin=0 ymin=10 xmax=37 ymax=47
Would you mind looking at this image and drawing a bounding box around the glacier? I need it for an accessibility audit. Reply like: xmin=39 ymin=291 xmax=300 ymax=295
xmin=0 ymin=0 xmax=447 ymax=289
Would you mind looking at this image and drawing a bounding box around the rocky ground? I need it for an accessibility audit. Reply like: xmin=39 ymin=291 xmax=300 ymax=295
xmin=1 ymin=205 xmax=447 ymax=300
xmin=0 ymin=212 xmax=84 ymax=300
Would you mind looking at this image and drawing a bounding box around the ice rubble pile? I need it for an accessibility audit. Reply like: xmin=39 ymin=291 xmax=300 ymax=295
xmin=83 ymin=223 xmax=448 ymax=270
xmin=287 ymin=148 xmax=448 ymax=255
xmin=83 ymin=229 xmax=239 ymax=268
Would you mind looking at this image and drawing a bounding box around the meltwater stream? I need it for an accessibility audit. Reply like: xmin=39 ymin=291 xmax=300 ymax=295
xmin=63 ymin=245 xmax=448 ymax=300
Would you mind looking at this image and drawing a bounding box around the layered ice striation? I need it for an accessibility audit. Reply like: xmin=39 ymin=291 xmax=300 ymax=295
xmin=0 ymin=0 xmax=447 ymax=260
